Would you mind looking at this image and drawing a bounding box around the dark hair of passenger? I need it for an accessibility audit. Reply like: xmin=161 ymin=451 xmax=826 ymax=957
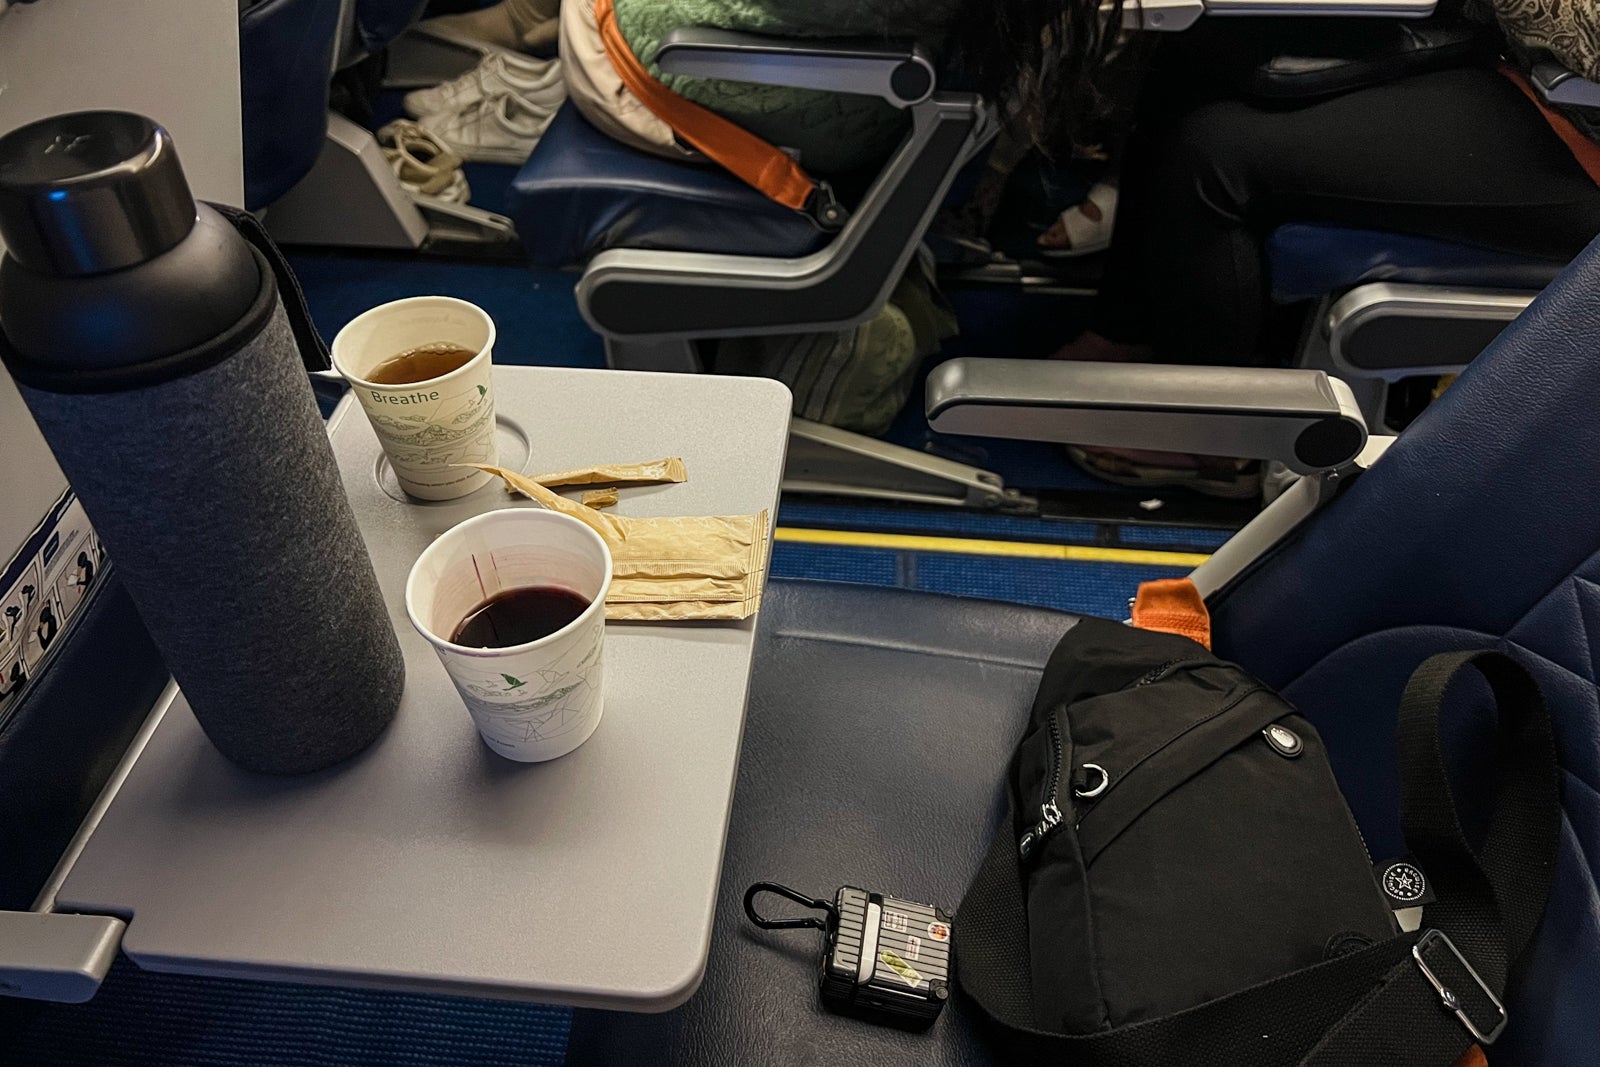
xmin=946 ymin=0 xmax=1128 ymax=151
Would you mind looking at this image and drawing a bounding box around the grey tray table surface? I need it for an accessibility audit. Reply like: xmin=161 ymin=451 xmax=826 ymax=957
xmin=55 ymin=365 xmax=793 ymax=1011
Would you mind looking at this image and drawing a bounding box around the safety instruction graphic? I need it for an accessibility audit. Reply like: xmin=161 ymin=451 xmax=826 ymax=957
xmin=0 ymin=492 xmax=101 ymax=719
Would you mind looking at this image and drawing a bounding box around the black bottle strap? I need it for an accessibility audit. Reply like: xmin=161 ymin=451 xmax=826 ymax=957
xmin=209 ymin=203 xmax=331 ymax=373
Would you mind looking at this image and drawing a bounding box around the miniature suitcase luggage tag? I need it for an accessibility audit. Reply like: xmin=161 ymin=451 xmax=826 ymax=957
xmin=744 ymin=881 xmax=952 ymax=1030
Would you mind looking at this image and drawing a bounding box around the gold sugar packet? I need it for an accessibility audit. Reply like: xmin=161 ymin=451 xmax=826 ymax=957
xmin=527 ymin=457 xmax=686 ymax=488
xmin=473 ymin=466 xmax=768 ymax=621
xmin=601 ymin=600 xmax=757 ymax=621
xmin=582 ymin=487 xmax=619 ymax=509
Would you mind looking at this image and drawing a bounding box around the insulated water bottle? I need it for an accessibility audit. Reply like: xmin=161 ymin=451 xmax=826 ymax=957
xmin=0 ymin=111 xmax=404 ymax=774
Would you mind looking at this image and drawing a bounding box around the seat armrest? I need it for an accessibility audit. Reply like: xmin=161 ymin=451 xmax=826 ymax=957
xmin=1200 ymin=0 xmax=1435 ymax=16
xmin=925 ymin=359 xmax=1368 ymax=475
xmin=1117 ymin=0 xmax=1435 ymax=31
xmin=0 ymin=911 xmax=125 ymax=1003
xmin=654 ymin=29 xmax=936 ymax=107
xmin=1531 ymin=60 xmax=1600 ymax=108
xmin=1117 ymin=0 xmax=1206 ymax=32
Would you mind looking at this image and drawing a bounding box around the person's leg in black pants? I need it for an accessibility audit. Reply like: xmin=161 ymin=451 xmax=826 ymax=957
xmin=1074 ymin=66 xmax=1600 ymax=366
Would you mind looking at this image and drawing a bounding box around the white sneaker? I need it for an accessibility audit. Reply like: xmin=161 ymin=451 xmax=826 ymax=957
xmin=378 ymin=120 xmax=472 ymax=203
xmin=417 ymin=91 xmax=561 ymax=164
xmin=404 ymin=51 xmax=562 ymax=120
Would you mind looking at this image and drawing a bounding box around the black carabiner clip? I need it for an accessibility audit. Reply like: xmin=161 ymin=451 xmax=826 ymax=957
xmin=744 ymin=882 xmax=837 ymax=932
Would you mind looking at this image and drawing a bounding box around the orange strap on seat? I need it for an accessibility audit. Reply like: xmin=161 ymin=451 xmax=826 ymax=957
xmin=594 ymin=0 xmax=828 ymax=217
xmin=1501 ymin=65 xmax=1600 ymax=188
xmin=1131 ymin=577 xmax=1211 ymax=650
xmin=1453 ymin=1046 xmax=1488 ymax=1067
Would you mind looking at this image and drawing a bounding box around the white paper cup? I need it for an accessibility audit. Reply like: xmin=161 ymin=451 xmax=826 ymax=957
xmin=332 ymin=296 xmax=498 ymax=501
xmin=405 ymin=509 xmax=612 ymax=762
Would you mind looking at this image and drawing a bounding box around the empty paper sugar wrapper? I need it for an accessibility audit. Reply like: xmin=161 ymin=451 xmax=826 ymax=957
xmin=473 ymin=465 xmax=769 ymax=621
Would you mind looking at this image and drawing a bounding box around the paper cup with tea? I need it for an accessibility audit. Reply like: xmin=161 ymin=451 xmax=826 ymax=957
xmin=405 ymin=509 xmax=612 ymax=762
xmin=332 ymin=296 xmax=498 ymax=501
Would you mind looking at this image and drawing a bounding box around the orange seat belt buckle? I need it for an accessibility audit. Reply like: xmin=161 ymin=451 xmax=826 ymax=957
xmin=1131 ymin=577 xmax=1211 ymax=650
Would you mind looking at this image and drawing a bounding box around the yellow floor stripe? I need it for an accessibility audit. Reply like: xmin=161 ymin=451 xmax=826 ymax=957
xmin=774 ymin=527 xmax=1211 ymax=568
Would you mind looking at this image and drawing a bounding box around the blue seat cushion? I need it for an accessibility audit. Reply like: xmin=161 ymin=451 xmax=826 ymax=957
xmin=508 ymin=104 xmax=828 ymax=270
xmin=1267 ymin=223 xmax=1568 ymax=303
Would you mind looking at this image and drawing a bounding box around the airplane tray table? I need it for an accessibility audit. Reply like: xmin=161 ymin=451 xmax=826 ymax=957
xmin=53 ymin=365 xmax=792 ymax=1011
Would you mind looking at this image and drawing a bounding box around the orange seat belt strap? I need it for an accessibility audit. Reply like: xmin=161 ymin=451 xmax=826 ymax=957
xmin=1501 ymin=64 xmax=1600 ymax=188
xmin=595 ymin=0 xmax=833 ymax=219
xmin=1131 ymin=577 xmax=1211 ymax=650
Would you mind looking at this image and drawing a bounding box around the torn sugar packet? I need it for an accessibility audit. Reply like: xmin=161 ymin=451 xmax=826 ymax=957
xmin=527 ymin=458 xmax=686 ymax=488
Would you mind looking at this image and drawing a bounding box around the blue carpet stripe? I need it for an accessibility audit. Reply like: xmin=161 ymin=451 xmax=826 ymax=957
xmin=1116 ymin=525 xmax=1232 ymax=549
xmin=777 ymin=501 xmax=1099 ymax=544
xmin=776 ymin=503 xmax=1230 ymax=555
xmin=770 ymin=543 xmax=901 ymax=586
xmin=912 ymin=555 xmax=1186 ymax=620
xmin=771 ymin=541 xmax=1191 ymax=620
xmin=14 ymin=960 xmax=570 ymax=1067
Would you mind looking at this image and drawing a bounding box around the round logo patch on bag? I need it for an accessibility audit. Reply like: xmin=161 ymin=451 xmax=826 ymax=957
xmin=1382 ymin=862 xmax=1428 ymax=903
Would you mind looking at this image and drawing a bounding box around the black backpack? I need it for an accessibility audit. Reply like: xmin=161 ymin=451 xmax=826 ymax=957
xmin=956 ymin=618 xmax=1561 ymax=1066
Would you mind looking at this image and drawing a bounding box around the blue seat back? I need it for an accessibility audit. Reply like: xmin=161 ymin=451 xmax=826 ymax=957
xmin=1215 ymin=236 xmax=1600 ymax=1065
xmin=0 ymin=577 xmax=168 ymax=911
xmin=354 ymin=0 xmax=429 ymax=53
xmin=239 ymin=0 xmax=342 ymax=210
xmin=1267 ymin=224 xmax=1568 ymax=303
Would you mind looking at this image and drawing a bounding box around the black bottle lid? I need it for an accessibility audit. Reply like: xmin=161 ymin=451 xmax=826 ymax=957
xmin=0 ymin=111 xmax=197 ymax=276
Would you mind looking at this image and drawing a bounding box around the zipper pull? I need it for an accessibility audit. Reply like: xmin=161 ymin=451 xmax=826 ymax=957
xmin=1042 ymin=799 xmax=1063 ymax=827
xmin=1019 ymin=800 xmax=1063 ymax=860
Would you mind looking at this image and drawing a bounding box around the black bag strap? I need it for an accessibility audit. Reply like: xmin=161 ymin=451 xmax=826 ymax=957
xmin=955 ymin=650 xmax=1562 ymax=1066
xmin=1298 ymin=651 xmax=1561 ymax=1064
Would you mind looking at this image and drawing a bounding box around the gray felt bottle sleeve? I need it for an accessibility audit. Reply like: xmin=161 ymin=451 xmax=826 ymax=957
xmin=16 ymin=302 xmax=405 ymax=774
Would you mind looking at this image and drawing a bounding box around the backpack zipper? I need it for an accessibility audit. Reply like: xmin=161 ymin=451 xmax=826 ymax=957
xmin=1018 ymin=712 xmax=1065 ymax=862
xmin=1017 ymin=657 xmax=1213 ymax=863
xmin=1132 ymin=657 xmax=1210 ymax=689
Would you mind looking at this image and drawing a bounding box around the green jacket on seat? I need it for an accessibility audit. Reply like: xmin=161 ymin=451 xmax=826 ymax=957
xmin=611 ymin=0 xmax=959 ymax=174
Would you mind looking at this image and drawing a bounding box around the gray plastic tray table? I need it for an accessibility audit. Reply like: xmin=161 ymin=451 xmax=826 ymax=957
xmin=54 ymin=366 xmax=792 ymax=1011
